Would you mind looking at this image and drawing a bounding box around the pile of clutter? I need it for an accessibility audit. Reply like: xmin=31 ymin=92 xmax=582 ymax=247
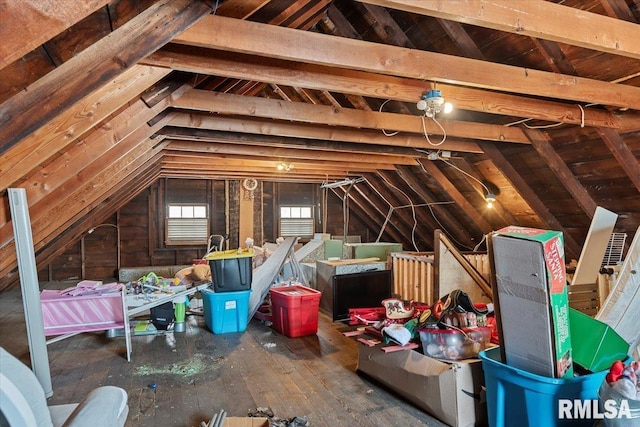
xmin=350 ymin=289 xmax=497 ymax=360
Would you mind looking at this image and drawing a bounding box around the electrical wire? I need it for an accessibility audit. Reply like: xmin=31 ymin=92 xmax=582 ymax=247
xmin=376 ymin=206 xmax=395 ymax=243
xmin=416 ymin=159 xmax=478 ymax=251
xmin=522 ymin=120 xmax=565 ymax=129
xmin=473 ymin=233 xmax=488 ymax=252
xmin=362 ymin=177 xmax=403 ymax=243
xmin=426 ymin=202 xmax=474 ymax=251
xmin=503 ymin=95 xmax=607 ymax=130
xmin=378 ymin=173 xmax=420 ymax=251
xmin=437 ymin=156 xmax=492 ymax=197
xmin=379 ymin=99 xmax=400 ymax=137
xmin=421 ymin=114 xmax=447 ymax=146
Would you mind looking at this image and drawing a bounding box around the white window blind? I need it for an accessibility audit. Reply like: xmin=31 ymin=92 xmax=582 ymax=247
xmin=280 ymin=206 xmax=313 ymax=237
xmin=166 ymin=204 xmax=209 ymax=245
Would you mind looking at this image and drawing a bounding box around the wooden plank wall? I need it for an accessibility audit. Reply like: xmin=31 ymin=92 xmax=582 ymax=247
xmin=35 ymin=178 xmax=374 ymax=282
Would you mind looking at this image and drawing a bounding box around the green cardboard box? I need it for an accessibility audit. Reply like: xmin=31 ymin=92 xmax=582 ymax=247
xmin=569 ymin=307 xmax=629 ymax=373
xmin=492 ymin=226 xmax=573 ymax=379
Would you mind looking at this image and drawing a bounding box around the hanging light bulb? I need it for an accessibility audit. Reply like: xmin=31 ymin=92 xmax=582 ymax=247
xmin=485 ymin=193 xmax=496 ymax=209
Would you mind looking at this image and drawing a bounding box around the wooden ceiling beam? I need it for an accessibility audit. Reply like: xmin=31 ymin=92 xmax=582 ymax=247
xmin=0 ymin=0 xmax=110 ymax=70
xmin=0 ymin=134 xmax=169 ymax=277
xmin=159 ymin=170 xmax=344 ymax=182
xmin=162 ymin=153 xmax=395 ymax=174
xmin=358 ymin=0 xmax=640 ymax=60
xmin=420 ymin=6 xmax=601 ymax=230
xmin=144 ymin=47 xmax=622 ymax=129
xmin=172 ymin=90 xmax=530 ymax=143
xmin=598 ymin=0 xmax=636 ymax=22
xmin=0 ymin=82 xmax=190 ymax=236
xmin=163 ymin=140 xmax=418 ymax=165
xmin=168 ymin=113 xmax=483 ymax=153
xmin=215 ymin=0 xmax=271 ymax=19
xmin=161 ymin=128 xmax=429 ymax=158
xmin=0 ymin=0 xmax=212 ymax=155
xmin=172 ymin=14 xmax=640 ymax=111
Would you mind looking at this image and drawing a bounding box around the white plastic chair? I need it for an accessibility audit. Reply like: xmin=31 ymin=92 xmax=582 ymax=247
xmin=0 ymin=347 xmax=129 ymax=427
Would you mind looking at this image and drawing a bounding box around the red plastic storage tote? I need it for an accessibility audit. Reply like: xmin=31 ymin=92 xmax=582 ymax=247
xmin=270 ymin=285 xmax=321 ymax=338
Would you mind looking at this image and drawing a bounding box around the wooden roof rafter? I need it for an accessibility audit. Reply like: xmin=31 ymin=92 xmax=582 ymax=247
xmin=479 ymin=141 xmax=582 ymax=258
xmin=0 ymin=0 xmax=213 ymax=154
xmin=358 ymin=0 xmax=640 ymax=60
xmin=171 ymin=90 xmax=531 ymax=144
xmin=167 ymin=113 xmax=483 ymax=153
xmin=172 ymin=14 xmax=640 ymax=110
xmin=143 ymin=46 xmax=632 ymax=129
xmin=163 ymin=139 xmax=419 ymax=166
xmin=395 ymin=165 xmax=476 ymax=250
xmin=417 ymin=159 xmax=493 ymax=238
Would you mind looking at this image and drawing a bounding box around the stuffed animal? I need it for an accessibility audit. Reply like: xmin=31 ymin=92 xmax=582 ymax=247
xmin=175 ymin=264 xmax=211 ymax=285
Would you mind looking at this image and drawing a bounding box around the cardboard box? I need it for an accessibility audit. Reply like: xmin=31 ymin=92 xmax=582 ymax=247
xmin=491 ymin=226 xmax=573 ymax=379
xmin=357 ymin=343 xmax=487 ymax=427
xmin=343 ymin=242 xmax=403 ymax=261
xmin=224 ymin=417 xmax=269 ymax=427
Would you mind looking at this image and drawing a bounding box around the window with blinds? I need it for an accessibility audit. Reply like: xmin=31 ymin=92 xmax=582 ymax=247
xmin=280 ymin=206 xmax=314 ymax=237
xmin=165 ymin=204 xmax=209 ymax=245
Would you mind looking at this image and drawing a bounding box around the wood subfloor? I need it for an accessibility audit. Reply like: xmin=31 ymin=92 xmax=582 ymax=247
xmin=0 ymin=282 xmax=447 ymax=427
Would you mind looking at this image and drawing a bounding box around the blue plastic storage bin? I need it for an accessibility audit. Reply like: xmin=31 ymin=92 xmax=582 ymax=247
xmin=480 ymin=347 xmax=611 ymax=427
xmin=201 ymin=288 xmax=251 ymax=334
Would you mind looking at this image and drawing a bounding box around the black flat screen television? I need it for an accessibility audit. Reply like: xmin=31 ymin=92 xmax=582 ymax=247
xmin=331 ymin=269 xmax=392 ymax=322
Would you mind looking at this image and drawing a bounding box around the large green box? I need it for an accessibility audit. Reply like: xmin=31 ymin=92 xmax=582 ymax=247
xmin=492 ymin=226 xmax=573 ymax=379
xmin=343 ymin=242 xmax=402 ymax=260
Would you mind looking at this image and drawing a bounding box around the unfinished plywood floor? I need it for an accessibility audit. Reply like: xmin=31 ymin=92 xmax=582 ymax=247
xmin=0 ymin=283 xmax=447 ymax=427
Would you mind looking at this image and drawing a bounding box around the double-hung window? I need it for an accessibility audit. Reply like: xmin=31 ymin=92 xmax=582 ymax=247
xmin=280 ymin=206 xmax=314 ymax=238
xmin=165 ymin=204 xmax=209 ymax=245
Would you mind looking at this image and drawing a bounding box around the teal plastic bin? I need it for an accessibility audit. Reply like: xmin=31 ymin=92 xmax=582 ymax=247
xmin=201 ymin=288 xmax=251 ymax=334
xmin=480 ymin=347 xmax=612 ymax=427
